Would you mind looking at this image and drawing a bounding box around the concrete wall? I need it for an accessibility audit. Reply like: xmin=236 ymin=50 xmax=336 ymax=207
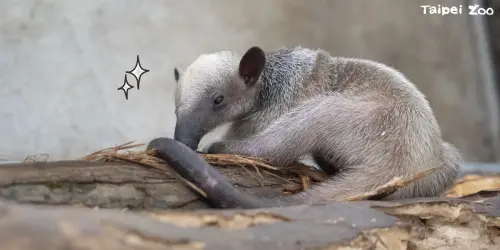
xmin=1 ymin=0 xmax=499 ymax=162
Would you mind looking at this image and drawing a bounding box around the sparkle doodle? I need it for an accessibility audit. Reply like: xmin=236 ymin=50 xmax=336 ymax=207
xmin=126 ymin=55 xmax=150 ymax=90
xmin=118 ymin=55 xmax=150 ymax=100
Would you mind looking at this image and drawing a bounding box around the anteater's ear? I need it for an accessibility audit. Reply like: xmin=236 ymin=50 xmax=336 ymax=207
xmin=174 ymin=67 xmax=182 ymax=83
xmin=238 ymin=46 xmax=266 ymax=86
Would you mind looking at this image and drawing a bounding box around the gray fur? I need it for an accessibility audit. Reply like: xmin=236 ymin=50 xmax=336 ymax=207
xmin=173 ymin=46 xmax=462 ymax=205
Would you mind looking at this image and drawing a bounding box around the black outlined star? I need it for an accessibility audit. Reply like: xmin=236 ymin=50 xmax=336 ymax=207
xmin=117 ymin=75 xmax=134 ymax=100
xmin=126 ymin=55 xmax=150 ymax=89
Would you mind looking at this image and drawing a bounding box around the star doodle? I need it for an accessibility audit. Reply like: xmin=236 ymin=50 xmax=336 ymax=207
xmin=117 ymin=75 xmax=134 ymax=100
xmin=126 ymin=55 xmax=150 ymax=89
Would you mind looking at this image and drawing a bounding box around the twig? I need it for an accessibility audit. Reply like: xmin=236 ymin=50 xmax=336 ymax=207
xmin=344 ymin=166 xmax=441 ymax=201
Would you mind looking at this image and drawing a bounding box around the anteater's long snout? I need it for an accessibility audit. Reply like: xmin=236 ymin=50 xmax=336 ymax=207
xmin=174 ymin=118 xmax=203 ymax=150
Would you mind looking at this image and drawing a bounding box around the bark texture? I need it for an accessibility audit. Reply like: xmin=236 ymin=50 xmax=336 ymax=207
xmin=0 ymin=192 xmax=499 ymax=250
xmin=1 ymin=160 xmax=499 ymax=249
xmin=0 ymin=160 xmax=302 ymax=210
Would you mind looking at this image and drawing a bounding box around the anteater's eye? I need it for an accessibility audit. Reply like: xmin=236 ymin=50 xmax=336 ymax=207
xmin=213 ymin=95 xmax=224 ymax=105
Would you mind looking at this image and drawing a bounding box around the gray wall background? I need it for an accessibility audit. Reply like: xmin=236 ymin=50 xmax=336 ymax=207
xmin=1 ymin=0 xmax=499 ymax=162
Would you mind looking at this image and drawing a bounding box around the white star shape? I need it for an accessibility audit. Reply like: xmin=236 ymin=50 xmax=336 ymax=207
xmin=126 ymin=55 xmax=150 ymax=89
xmin=117 ymin=75 xmax=134 ymax=100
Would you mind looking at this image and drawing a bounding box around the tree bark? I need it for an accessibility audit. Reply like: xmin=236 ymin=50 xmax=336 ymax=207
xmin=1 ymin=160 xmax=500 ymax=249
xmin=0 ymin=191 xmax=499 ymax=250
xmin=0 ymin=160 xmax=303 ymax=210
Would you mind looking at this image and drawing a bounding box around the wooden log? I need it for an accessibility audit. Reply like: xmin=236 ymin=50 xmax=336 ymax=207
xmin=0 ymin=192 xmax=499 ymax=250
xmin=1 ymin=158 xmax=499 ymax=249
xmin=0 ymin=160 xmax=307 ymax=210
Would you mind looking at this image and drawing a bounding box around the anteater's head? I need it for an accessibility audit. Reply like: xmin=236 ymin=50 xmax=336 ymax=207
xmin=173 ymin=46 xmax=266 ymax=150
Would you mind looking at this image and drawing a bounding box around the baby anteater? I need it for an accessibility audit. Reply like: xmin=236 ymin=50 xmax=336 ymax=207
xmin=147 ymin=46 xmax=462 ymax=209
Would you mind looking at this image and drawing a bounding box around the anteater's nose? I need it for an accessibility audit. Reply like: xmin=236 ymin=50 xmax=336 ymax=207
xmin=174 ymin=120 xmax=202 ymax=150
